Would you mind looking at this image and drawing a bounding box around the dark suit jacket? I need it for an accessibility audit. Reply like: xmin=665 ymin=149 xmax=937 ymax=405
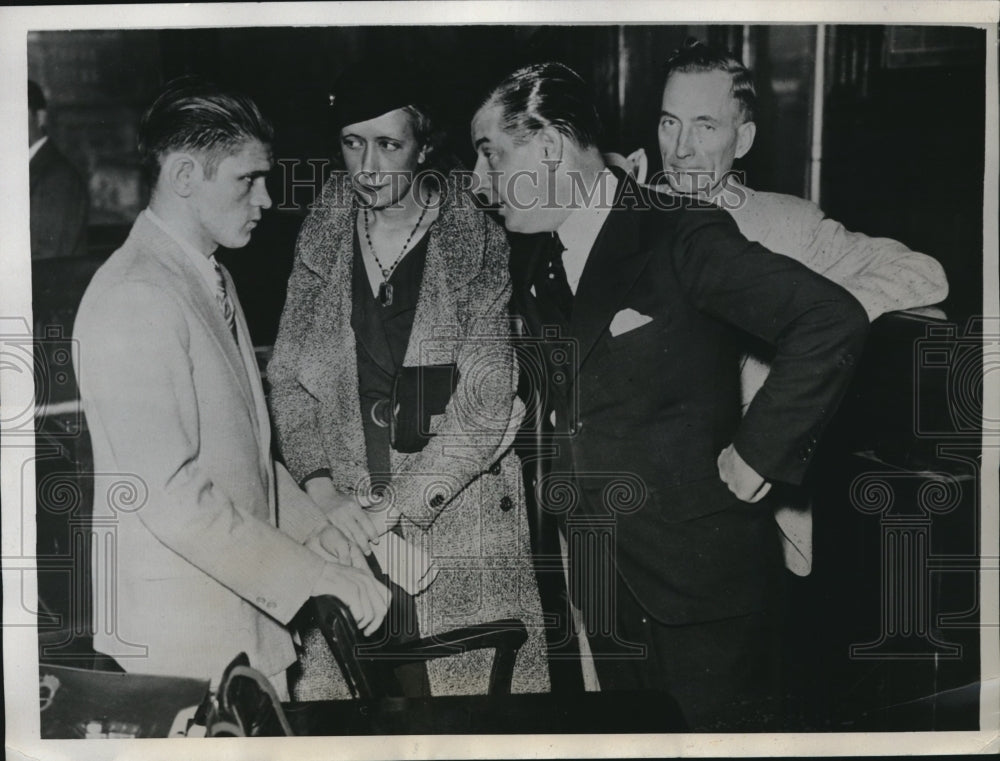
xmin=30 ymin=139 xmax=89 ymax=260
xmin=510 ymin=171 xmax=869 ymax=625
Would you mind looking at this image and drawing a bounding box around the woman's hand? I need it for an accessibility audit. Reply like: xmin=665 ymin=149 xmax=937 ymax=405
xmin=357 ymin=489 xmax=399 ymax=539
xmin=304 ymin=476 xmax=380 ymax=550
xmin=306 ymin=524 xmax=368 ymax=571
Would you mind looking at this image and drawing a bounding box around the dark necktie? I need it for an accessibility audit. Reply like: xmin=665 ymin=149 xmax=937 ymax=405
xmin=213 ymin=260 xmax=239 ymax=344
xmin=539 ymin=233 xmax=573 ymax=322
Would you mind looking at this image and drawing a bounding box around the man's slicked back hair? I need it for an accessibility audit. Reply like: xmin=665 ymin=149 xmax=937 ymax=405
xmin=479 ymin=62 xmax=602 ymax=149
xmin=662 ymin=39 xmax=757 ymax=123
xmin=138 ymin=76 xmax=274 ymax=184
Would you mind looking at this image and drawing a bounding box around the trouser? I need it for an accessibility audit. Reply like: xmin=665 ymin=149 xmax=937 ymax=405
xmin=587 ymin=571 xmax=784 ymax=732
xmin=366 ymin=551 xmax=431 ymax=697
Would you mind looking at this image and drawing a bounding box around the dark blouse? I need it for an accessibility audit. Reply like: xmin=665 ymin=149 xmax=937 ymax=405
xmin=351 ymin=226 xmax=430 ymax=490
xmin=349 ymin=226 xmax=432 ymax=696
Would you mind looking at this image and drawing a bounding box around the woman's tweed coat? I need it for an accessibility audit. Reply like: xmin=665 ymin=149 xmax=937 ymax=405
xmin=268 ymin=173 xmax=550 ymax=697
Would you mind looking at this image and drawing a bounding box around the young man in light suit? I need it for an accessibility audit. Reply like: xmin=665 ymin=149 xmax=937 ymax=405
xmin=73 ymin=78 xmax=389 ymax=697
xmin=471 ymin=62 xmax=869 ymax=730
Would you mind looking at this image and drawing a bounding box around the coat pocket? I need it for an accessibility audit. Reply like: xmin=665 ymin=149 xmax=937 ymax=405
xmin=649 ymin=472 xmax=739 ymax=524
xmin=604 ymin=316 xmax=661 ymax=354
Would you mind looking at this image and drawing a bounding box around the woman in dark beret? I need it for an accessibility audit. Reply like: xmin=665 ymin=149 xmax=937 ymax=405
xmin=268 ymin=61 xmax=550 ymax=699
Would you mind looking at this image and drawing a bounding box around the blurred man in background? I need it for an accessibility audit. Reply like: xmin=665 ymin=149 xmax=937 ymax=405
xmin=28 ymin=79 xmax=89 ymax=260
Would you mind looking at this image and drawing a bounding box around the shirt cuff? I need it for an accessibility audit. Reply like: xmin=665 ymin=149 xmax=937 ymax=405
xmin=300 ymin=468 xmax=332 ymax=488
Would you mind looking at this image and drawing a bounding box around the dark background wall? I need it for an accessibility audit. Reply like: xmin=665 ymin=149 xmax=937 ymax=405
xmin=29 ymin=24 xmax=986 ymax=337
xmin=821 ymin=25 xmax=987 ymax=321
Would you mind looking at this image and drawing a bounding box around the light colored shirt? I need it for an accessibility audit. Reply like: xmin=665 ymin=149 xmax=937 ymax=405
xmin=144 ymin=207 xmax=221 ymax=297
xmin=555 ymin=171 xmax=618 ymax=294
xmin=28 ymin=136 xmax=48 ymax=162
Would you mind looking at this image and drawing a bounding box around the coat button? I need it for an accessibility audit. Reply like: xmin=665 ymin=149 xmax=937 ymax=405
xmin=429 ymin=493 xmax=445 ymax=509
xmin=489 ymin=460 xmax=502 ymax=476
xmin=500 ymin=496 xmax=514 ymax=512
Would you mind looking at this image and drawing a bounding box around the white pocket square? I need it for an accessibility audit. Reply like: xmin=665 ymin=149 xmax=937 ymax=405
xmin=609 ymin=308 xmax=653 ymax=337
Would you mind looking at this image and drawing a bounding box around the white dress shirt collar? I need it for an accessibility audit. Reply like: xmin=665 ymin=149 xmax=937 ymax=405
xmin=555 ymin=170 xmax=618 ymax=294
xmin=28 ymin=136 xmax=48 ymax=162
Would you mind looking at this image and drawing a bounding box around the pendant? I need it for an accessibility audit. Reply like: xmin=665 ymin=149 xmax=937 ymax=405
xmin=378 ymin=281 xmax=394 ymax=307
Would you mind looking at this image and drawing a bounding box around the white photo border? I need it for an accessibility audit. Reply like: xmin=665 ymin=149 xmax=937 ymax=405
xmin=3 ymin=2 xmax=998 ymax=759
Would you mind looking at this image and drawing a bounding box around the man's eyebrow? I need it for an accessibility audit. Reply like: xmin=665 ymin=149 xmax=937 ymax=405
xmin=474 ymin=136 xmax=490 ymax=149
xmin=659 ymin=109 xmax=719 ymax=123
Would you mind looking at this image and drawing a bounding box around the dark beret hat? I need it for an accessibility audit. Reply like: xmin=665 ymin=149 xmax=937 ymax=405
xmin=329 ymin=57 xmax=432 ymax=133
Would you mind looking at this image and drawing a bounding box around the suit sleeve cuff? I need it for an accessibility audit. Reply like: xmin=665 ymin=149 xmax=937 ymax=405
xmin=300 ymin=468 xmax=332 ymax=488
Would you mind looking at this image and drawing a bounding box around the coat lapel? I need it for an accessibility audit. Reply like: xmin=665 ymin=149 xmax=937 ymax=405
xmin=569 ymin=173 xmax=654 ymax=369
xmin=187 ymin=268 xmax=260 ymax=435
xmin=349 ymin=224 xmax=395 ymax=375
xmin=402 ymin=182 xmax=481 ymax=370
xmin=394 ymin=186 xmax=474 ymax=474
xmin=29 ymin=140 xmax=55 ymax=192
xmin=508 ymin=233 xmax=546 ymax=337
xmin=296 ymin=185 xmax=370 ymax=487
xmin=226 ymin=269 xmax=270 ymax=458
xmin=136 ymin=215 xmax=260 ymax=430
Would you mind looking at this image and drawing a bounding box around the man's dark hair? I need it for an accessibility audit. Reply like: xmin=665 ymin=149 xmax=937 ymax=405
xmin=138 ymin=76 xmax=274 ymax=184
xmin=478 ymin=62 xmax=602 ymax=149
xmin=662 ymin=39 xmax=757 ymax=123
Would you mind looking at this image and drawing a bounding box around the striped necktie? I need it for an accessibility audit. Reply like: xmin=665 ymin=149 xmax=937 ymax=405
xmin=213 ymin=259 xmax=239 ymax=344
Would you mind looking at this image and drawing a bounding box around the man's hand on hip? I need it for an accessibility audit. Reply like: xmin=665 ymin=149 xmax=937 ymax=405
xmin=717 ymin=444 xmax=772 ymax=503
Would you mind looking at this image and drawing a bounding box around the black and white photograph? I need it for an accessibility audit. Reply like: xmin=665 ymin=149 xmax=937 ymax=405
xmin=2 ymin=2 xmax=997 ymax=758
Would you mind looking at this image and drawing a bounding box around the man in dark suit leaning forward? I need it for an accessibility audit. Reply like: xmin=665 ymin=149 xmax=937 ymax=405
xmin=470 ymin=62 xmax=869 ymax=730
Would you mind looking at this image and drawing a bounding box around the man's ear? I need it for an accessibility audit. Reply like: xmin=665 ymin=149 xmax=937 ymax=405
xmin=163 ymin=152 xmax=200 ymax=198
xmin=538 ymin=126 xmax=564 ymax=165
xmin=734 ymin=120 xmax=756 ymax=160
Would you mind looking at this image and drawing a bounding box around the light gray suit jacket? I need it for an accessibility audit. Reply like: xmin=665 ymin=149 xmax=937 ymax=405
xmin=74 ymin=212 xmax=330 ymax=682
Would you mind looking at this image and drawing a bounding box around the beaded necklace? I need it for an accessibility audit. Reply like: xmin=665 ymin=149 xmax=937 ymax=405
xmin=362 ymin=198 xmax=429 ymax=307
